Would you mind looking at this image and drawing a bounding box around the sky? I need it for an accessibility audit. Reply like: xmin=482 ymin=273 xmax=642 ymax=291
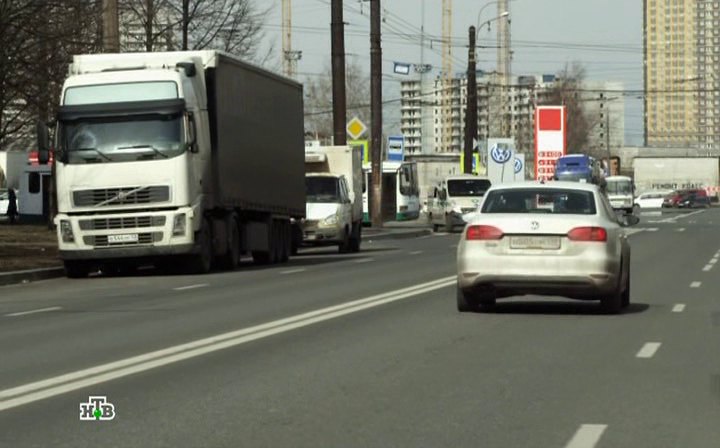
xmin=261 ymin=0 xmax=645 ymax=145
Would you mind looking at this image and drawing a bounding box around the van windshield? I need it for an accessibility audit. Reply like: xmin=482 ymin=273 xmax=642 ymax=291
xmin=306 ymin=177 xmax=340 ymax=203
xmin=447 ymin=179 xmax=492 ymax=197
xmin=606 ymin=179 xmax=633 ymax=195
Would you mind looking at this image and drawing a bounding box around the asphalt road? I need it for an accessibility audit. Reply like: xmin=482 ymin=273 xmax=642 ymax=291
xmin=1 ymin=208 xmax=719 ymax=447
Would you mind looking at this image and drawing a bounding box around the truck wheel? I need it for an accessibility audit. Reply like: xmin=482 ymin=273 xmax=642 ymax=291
xmin=349 ymin=223 xmax=362 ymax=253
xmin=64 ymin=260 xmax=90 ymax=279
xmin=338 ymin=227 xmax=351 ymax=254
xmin=290 ymin=225 xmax=302 ymax=256
xmin=186 ymin=219 xmax=213 ymax=274
xmin=432 ymin=223 xmax=440 ymax=232
xmin=252 ymin=251 xmax=270 ymax=265
xmin=280 ymin=220 xmax=290 ymax=262
xmin=217 ymin=218 xmax=240 ymax=270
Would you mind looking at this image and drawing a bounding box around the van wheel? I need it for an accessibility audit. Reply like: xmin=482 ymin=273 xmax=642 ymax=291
xmin=338 ymin=227 xmax=351 ymax=253
xmin=444 ymin=215 xmax=454 ymax=233
xmin=349 ymin=223 xmax=362 ymax=253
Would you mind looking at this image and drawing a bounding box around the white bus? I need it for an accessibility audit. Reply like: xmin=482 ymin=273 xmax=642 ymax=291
xmin=362 ymin=161 xmax=420 ymax=224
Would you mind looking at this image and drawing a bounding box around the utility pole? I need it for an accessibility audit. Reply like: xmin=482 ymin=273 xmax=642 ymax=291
xmin=102 ymin=0 xmax=120 ymax=52
xmin=606 ymin=106 xmax=611 ymax=162
xmin=282 ymin=0 xmax=302 ymax=77
xmin=497 ymin=0 xmax=511 ymax=136
xmin=370 ymin=0 xmax=383 ymax=227
xmin=464 ymin=26 xmax=477 ymax=174
xmin=145 ymin=0 xmax=154 ymax=51
xmin=182 ymin=0 xmax=189 ymax=50
xmin=331 ymin=0 xmax=347 ymax=145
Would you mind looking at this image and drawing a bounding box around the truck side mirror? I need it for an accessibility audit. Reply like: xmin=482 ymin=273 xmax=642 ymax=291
xmin=348 ymin=191 xmax=355 ymax=203
xmin=37 ymin=120 xmax=50 ymax=164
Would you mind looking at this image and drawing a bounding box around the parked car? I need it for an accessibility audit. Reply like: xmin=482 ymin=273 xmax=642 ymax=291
xmin=662 ymin=189 xmax=711 ymax=208
xmin=456 ymin=181 xmax=639 ymax=314
xmin=635 ymin=190 xmax=673 ymax=209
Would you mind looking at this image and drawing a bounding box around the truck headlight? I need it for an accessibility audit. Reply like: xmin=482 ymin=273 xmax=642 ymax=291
xmin=321 ymin=214 xmax=338 ymax=226
xmin=172 ymin=213 xmax=186 ymax=236
xmin=60 ymin=220 xmax=74 ymax=243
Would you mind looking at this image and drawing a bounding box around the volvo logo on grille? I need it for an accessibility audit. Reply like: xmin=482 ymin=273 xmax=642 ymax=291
xmin=530 ymin=221 xmax=539 ymax=230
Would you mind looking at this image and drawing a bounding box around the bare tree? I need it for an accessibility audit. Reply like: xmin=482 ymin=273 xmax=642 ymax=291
xmin=118 ymin=0 xmax=269 ymax=59
xmin=540 ymin=62 xmax=598 ymax=155
xmin=0 ymin=1 xmax=100 ymax=151
xmin=304 ymin=59 xmax=371 ymax=143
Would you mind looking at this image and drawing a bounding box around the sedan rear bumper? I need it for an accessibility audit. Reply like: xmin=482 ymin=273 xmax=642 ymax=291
xmin=457 ymin=273 xmax=619 ymax=300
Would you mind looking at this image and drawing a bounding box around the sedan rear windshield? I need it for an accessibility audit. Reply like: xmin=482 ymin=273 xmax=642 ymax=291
xmin=481 ymin=188 xmax=597 ymax=215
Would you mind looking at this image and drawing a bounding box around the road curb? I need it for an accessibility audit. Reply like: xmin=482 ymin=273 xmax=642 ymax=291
xmin=0 ymin=267 xmax=65 ymax=287
xmin=363 ymin=228 xmax=431 ymax=241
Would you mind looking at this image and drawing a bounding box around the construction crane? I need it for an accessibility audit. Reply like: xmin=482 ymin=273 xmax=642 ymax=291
xmin=441 ymin=0 xmax=452 ymax=152
xmin=282 ymin=0 xmax=301 ymax=78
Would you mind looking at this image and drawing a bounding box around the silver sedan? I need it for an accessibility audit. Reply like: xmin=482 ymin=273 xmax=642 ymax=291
xmin=456 ymin=181 xmax=640 ymax=314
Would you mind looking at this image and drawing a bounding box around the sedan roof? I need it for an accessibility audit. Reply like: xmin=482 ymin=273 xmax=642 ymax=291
xmin=484 ymin=181 xmax=601 ymax=193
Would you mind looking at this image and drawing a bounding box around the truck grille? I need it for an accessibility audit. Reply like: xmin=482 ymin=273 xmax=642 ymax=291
xmin=83 ymin=232 xmax=162 ymax=248
xmin=79 ymin=216 xmax=166 ymax=230
xmin=73 ymin=186 xmax=170 ymax=207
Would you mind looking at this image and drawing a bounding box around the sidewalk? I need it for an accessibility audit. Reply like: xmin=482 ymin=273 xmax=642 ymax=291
xmin=363 ymin=217 xmax=432 ymax=240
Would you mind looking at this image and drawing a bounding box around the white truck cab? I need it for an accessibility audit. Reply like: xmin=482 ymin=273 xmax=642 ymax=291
xmin=604 ymin=175 xmax=636 ymax=214
xmin=428 ymin=174 xmax=491 ymax=232
xmin=303 ymin=146 xmax=363 ymax=253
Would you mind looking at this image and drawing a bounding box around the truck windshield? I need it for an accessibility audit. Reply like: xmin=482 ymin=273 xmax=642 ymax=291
xmin=447 ymin=179 xmax=492 ymax=197
xmin=306 ymin=177 xmax=340 ymax=203
xmin=60 ymin=115 xmax=184 ymax=164
xmin=606 ymin=180 xmax=633 ymax=195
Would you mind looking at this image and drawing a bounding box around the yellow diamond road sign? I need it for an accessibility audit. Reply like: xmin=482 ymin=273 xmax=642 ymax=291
xmin=346 ymin=117 xmax=367 ymax=140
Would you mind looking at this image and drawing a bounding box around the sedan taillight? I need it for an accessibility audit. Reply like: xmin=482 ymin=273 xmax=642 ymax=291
xmin=567 ymin=226 xmax=607 ymax=242
xmin=466 ymin=225 xmax=504 ymax=240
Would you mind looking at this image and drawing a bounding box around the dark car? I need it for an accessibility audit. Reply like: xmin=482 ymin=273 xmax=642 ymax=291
xmin=662 ymin=189 xmax=711 ymax=208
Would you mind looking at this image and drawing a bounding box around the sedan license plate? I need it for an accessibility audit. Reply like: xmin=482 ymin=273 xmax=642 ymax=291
xmin=510 ymin=236 xmax=560 ymax=250
xmin=107 ymin=234 xmax=139 ymax=244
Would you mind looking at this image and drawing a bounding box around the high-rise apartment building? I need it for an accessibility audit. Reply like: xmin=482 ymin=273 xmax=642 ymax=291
xmin=644 ymin=0 xmax=720 ymax=148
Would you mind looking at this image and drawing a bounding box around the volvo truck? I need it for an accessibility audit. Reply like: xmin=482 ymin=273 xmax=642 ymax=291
xmin=38 ymin=51 xmax=305 ymax=277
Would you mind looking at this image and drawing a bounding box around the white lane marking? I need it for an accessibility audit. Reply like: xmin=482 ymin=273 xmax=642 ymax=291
xmin=625 ymin=228 xmax=646 ymax=236
xmin=690 ymin=281 xmax=702 ymax=288
xmin=657 ymin=209 xmax=706 ymax=223
xmin=0 ymin=275 xmax=456 ymax=411
xmin=280 ymin=268 xmax=306 ymax=275
xmin=636 ymin=342 xmax=662 ymax=359
xmin=710 ymin=258 xmax=718 ymax=264
xmin=4 ymin=307 xmax=62 ymax=318
xmin=354 ymin=258 xmax=374 ymax=264
xmin=645 ymin=227 xmax=659 ymax=232
xmin=703 ymin=265 xmax=713 ymax=272
xmin=672 ymin=304 xmax=686 ymax=313
xmin=564 ymin=424 xmax=608 ymax=448
xmin=409 ymin=250 xmax=424 ymax=255
xmin=677 ymin=227 xmax=686 ymax=232
xmin=173 ymin=284 xmax=209 ymax=291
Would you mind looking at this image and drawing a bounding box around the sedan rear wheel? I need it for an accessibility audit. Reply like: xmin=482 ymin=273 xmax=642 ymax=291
xmin=621 ymin=262 xmax=631 ymax=308
xmin=456 ymin=285 xmax=478 ymax=312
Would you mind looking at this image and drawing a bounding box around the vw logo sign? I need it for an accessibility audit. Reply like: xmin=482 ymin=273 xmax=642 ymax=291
xmin=530 ymin=221 xmax=539 ymax=230
xmin=490 ymin=144 xmax=512 ymax=164
xmin=514 ymin=157 xmax=523 ymax=174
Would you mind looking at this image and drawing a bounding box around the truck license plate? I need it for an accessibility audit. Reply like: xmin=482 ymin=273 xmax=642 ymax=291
xmin=107 ymin=234 xmax=139 ymax=244
xmin=510 ymin=236 xmax=560 ymax=250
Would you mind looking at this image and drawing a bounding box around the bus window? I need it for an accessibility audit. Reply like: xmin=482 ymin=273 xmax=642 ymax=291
xmin=400 ymin=165 xmax=413 ymax=195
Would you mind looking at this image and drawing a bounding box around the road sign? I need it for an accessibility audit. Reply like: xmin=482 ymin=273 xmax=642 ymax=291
xmin=387 ymin=136 xmax=404 ymax=161
xmin=349 ymin=139 xmax=369 ymax=163
xmin=460 ymin=152 xmax=481 ymax=174
xmin=346 ymin=117 xmax=367 ymax=140
xmin=487 ymin=138 xmax=516 ymax=184
xmin=393 ymin=62 xmax=411 ymax=75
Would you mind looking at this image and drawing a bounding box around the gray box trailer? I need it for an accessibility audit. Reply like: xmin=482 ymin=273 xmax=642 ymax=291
xmin=205 ymin=53 xmax=305 ymax=216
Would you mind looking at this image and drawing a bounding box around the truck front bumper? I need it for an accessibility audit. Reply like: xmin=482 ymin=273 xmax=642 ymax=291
xmin=55 ymin=207 xmax=197 ymax=261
